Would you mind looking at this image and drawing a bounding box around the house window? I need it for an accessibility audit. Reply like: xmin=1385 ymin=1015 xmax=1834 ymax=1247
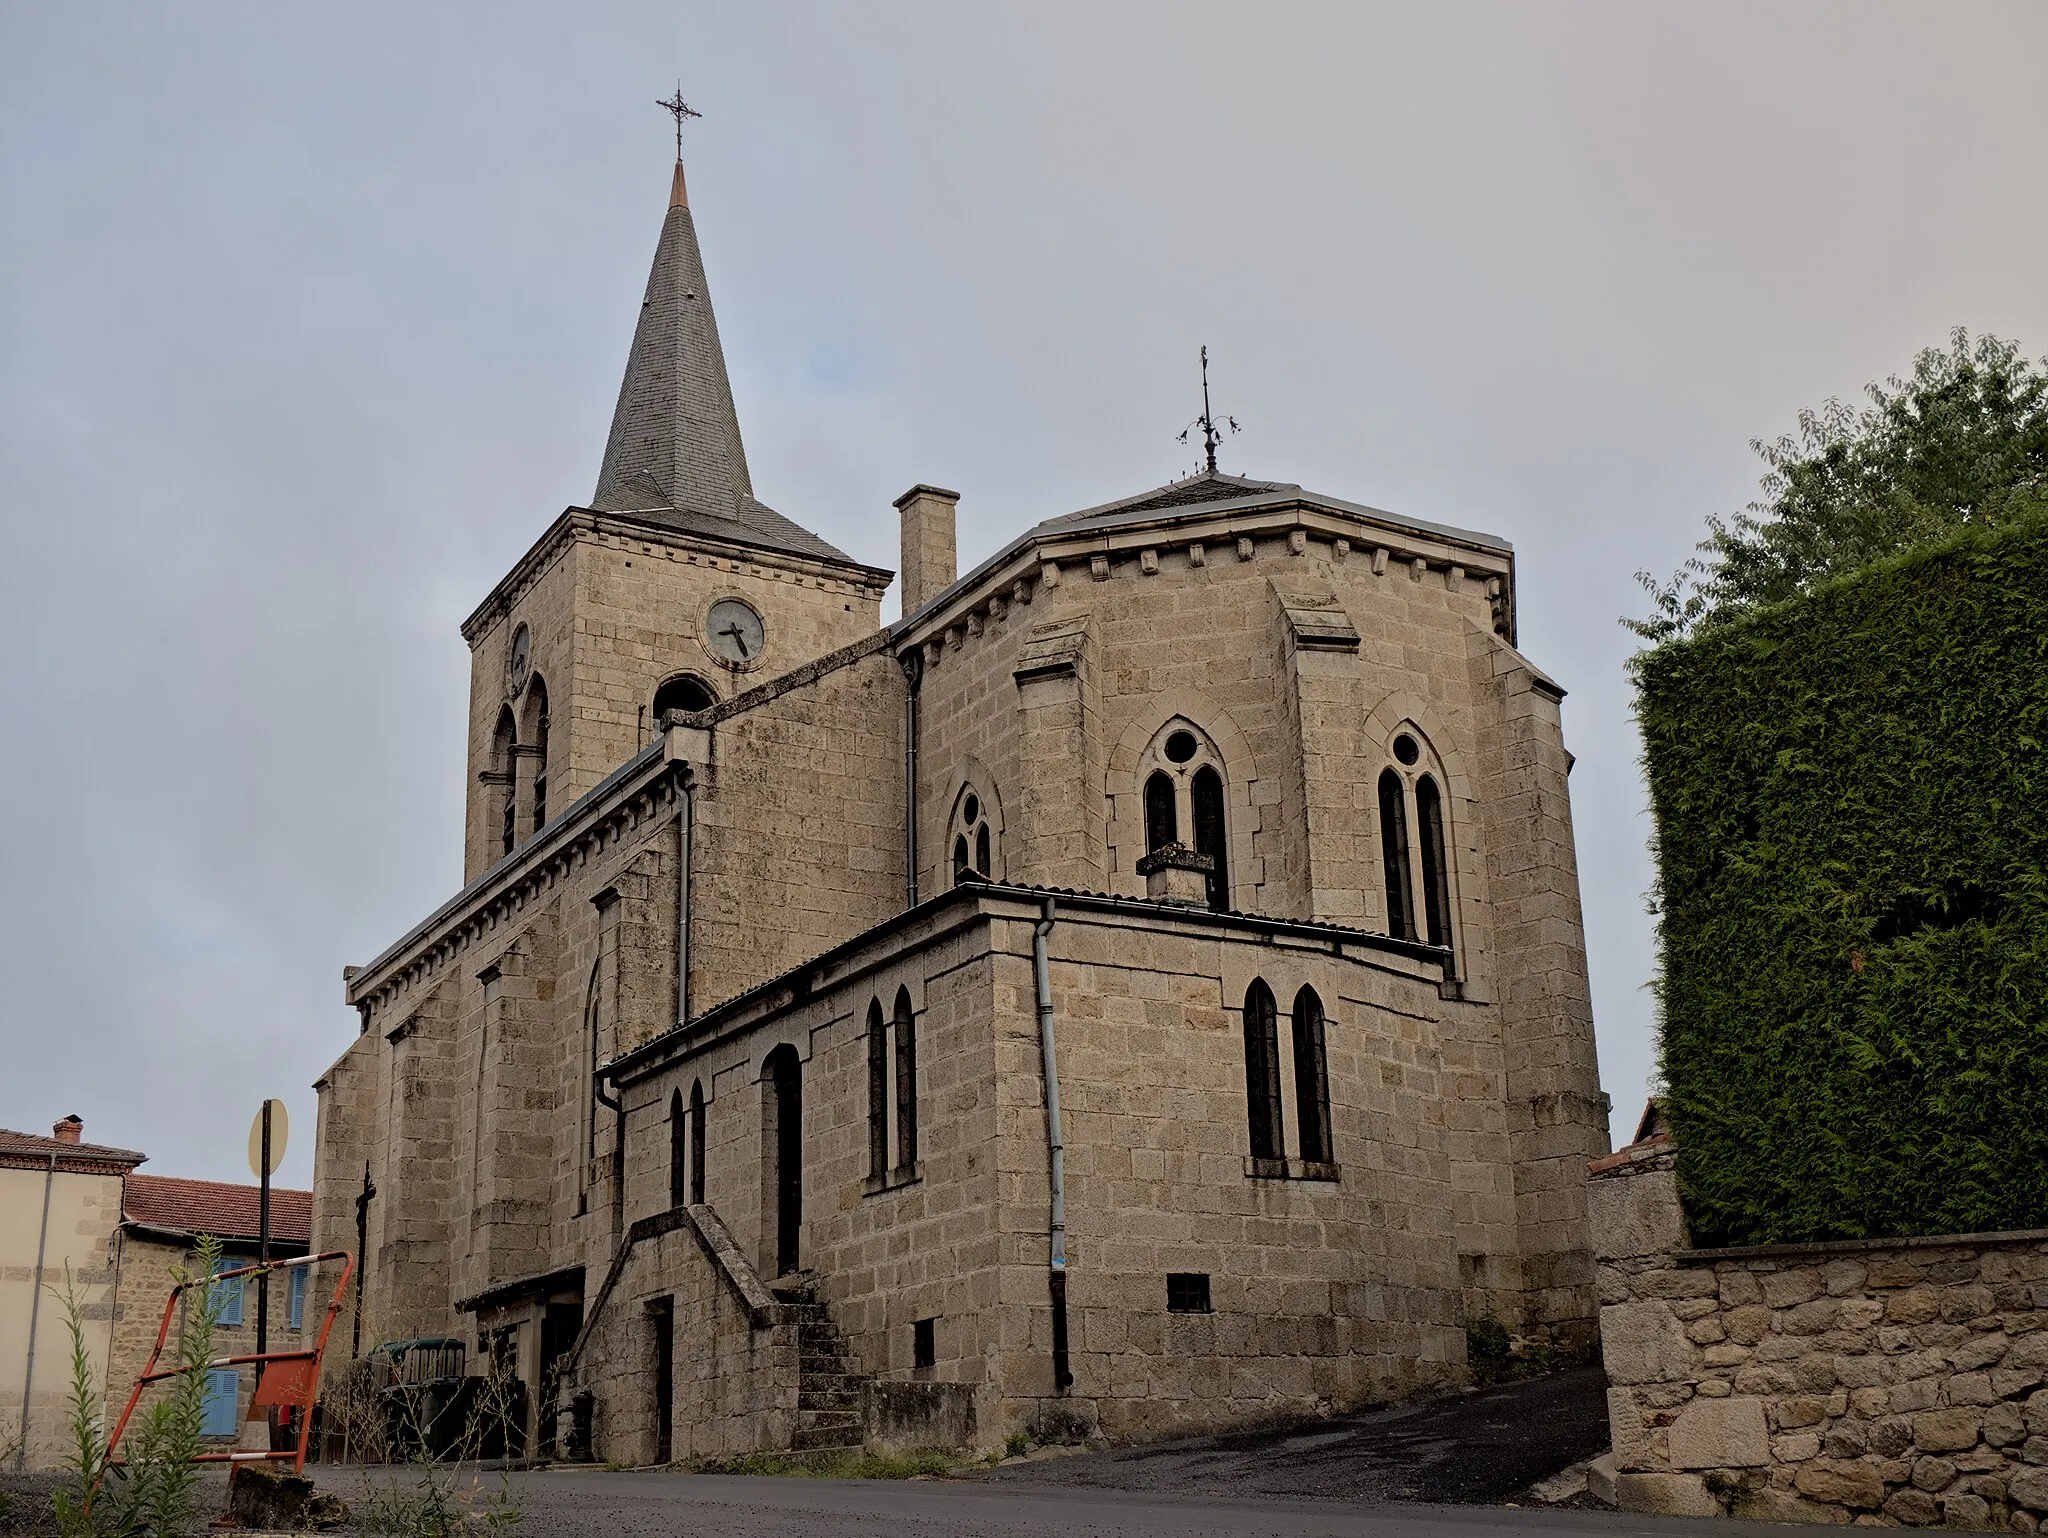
xmin=913 ymin=1317 xmax=936 ymax=1370
xmin=1137 ymin=720 xmax=1231 ymax=910
xmin=289 ymin=1265 xmax=308 ymax=1332
xmin=688 ymin=1080 xmax=707 ymax=1205
xmin=1292 ymin=987 xmax=1333 ymax=1164
xmin=1242 ymin=980 xmax=1284 ymax=1162
xmin=866 ymin=1000 xmax=889 ymax=1180
xmin=1379 ymin=729 xmax=1458 ymax=966
xmin=949 ymin=787 xmax=996 ymax=886
xmin=210 ymin=1257 xmax=244 ymax=1327
xmin=1166 ymin=1273 xmax=1212 ymax=1314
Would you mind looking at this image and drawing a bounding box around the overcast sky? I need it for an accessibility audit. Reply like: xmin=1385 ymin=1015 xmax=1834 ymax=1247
xmin=3 ymin=2 xmax=2044 ymax=1190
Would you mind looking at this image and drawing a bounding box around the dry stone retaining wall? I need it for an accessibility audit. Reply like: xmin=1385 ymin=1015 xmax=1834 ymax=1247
xmin=1593 ymin=1145 xmax=2048 ymax=1529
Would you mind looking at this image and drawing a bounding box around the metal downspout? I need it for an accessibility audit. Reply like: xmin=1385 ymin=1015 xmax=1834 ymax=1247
xmin=1033 ymin=898 xmax=1073 ymax=1391
xmin=901 ymin=652 xmax=922 ymax=908
xmin=17 ymin=1151 xmax=57 ymax=1468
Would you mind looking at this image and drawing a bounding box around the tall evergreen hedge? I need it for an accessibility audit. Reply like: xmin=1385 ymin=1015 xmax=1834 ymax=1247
xmin=1636 ymin=514 xmax=2048 ymax=1246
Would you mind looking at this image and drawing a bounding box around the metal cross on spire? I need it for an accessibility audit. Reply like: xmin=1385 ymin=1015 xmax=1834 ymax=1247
xmin=657 ymin=83 xmax=701 ymax=161
xmin=1177 ymin=345 xmax=1241 ymax=474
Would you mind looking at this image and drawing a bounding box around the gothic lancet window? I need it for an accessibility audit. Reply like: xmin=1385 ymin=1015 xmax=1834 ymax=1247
xmin=1144 ymin=772 xmax=1178 ymax=852
xmin=1378 ymin=767 xmax=1415 ymax=942
xmin=1136 ymin=721 xmax=1232 ymax=910
xmin=669 ymin=1088 xmax=686 ymax=1209
xmin=1416 ymin=775 xmax=1453 ymax=954
xmin=866 ymin=1000 xmax=889 ymax=1180
xmin=893 ymin=988 xmax=918 ymax=1171
xmin=949 ymin=788 xmax=995 ymax=887
xmin=527 ymin=679 xmax=550 ymax=834
xmin=688 ymin=1080 xmax=706 ymax=1205
xmin=1292 ymin=986 xmax=1333 ymax=1164
xmin=1242 ymin=980 xmax=1284 ymax=1162
xmin=1190 ymin=766 xmax=1229 ymax=912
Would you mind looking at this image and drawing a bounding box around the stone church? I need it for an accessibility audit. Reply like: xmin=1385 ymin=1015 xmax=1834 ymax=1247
xmin=311 ymin=148 xmax=1609 ymax=1464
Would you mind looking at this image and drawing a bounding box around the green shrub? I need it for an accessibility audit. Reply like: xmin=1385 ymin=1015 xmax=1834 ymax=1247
xmin=1634 ymin=514 xmax=2048 ymax=1245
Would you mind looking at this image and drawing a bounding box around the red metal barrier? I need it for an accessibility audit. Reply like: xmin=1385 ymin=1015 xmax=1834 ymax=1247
xmin=93 ymin=1249 xmax=355 ymax=1504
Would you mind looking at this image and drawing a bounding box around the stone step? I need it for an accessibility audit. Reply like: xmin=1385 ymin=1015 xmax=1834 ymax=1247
xmin=790 ymin=1424 xmax=865 ymax=1453
xmin=798 ymin=1387 xmax=860 ymax=1412
xmin=799 ymin=1354 xmax=854 ymax=1377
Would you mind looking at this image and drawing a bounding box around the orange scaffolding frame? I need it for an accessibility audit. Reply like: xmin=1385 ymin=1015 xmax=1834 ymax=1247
xmin=93 ymin=1249 xmax=355 ymax=1501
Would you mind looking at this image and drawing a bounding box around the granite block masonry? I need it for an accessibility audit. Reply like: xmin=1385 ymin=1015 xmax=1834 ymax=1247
xmin=1593 ymin=1140 xmax=2048 ymax=1529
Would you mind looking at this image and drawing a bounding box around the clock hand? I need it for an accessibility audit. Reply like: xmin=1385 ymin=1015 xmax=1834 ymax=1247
xmin=719 ymin=622 xmax=751 ymax=659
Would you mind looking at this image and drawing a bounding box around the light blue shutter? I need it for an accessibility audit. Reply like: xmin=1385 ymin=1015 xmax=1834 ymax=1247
xmin=210 ymin=1258 xmax=244 ymax=1326
xmin=200 ymin=1369 xmax=240 ymax=1436
xmin=289 ymin=1266 xmax=307 ymax=1331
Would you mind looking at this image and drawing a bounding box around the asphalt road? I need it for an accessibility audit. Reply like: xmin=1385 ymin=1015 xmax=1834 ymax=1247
xmin=439 ymin=1468 xmax=1793 ymax=1538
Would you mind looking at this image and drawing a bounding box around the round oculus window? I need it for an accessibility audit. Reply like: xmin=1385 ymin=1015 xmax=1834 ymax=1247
xmin=1393 ymin=733 xmax=1420 ymax=766
xmin=508 ymin=623 xmax=532 ymax=695
xmin=1164 ymin=730 xmax=1200 ymax=764
xmin=705 ymin=599 xmax=765 ymax=665
xmin=963 ymin=793 xmax=980 ymax=825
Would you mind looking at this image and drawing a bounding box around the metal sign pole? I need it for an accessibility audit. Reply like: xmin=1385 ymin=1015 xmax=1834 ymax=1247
xmin=256 ymin=1102 xmax=272 ymax=1370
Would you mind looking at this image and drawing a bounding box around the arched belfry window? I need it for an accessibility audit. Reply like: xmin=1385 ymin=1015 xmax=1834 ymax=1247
xmin=949 ymin=787 xmax=996 ymax=887
xmin=491 ymin=707 xmax=518 ymax=858
xmin=1242 ymin=980 xmax=1284 ymax=1162
xmin=653 ymin=673 xmax=718 ymax=722
xmin=1139 ymin=721 xmax=1231 ymax=912
xmin=1292 ymin=987 xmax=1332 ymax=1165
xmin=521 ymin=676 xmax=550 ymax=836
xmin=1379 ymin=728 xmax=1457 ymax=966
xmin=893 ymin=988 xmax=919 ymax=1170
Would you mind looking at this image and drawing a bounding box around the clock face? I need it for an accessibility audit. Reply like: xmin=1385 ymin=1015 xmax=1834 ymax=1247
xmin=706 ymin=599 xmax=765 ymax=665
xmin=508 ymin=623 xmax=532 ymax=694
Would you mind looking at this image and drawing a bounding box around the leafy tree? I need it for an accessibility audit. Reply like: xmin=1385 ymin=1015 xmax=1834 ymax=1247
xmin=1630 ymin=329 xmax=2048 ymax=643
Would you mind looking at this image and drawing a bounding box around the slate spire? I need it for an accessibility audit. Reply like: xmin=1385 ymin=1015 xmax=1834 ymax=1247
xmin=591 ymin=158 xmax=753 ymax=515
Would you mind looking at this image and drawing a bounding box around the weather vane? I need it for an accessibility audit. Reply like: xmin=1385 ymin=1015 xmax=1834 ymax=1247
xmin=1177 ymin=345 xmax=1240 ymax=474
xmin=657 ymin=82 xmax=701 ymax=161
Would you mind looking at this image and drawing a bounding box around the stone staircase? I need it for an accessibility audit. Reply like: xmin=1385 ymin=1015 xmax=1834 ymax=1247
xmin=773 ymin=1276 xmax=868 ymax=1456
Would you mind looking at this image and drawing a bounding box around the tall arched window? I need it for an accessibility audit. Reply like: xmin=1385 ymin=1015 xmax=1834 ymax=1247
xmin=893 ymin=988 xmax=919 ymax=1171
xmin=1415 ymin=775 xmax=1453 ymax=956
xmin=1191 ymin=767 xmax=1229 ymax=912
xmin=1378 ymin=768 xmax=1415 ymax=942
xmin=1144 ymin=772 xmax=1178 ymax=852
xmin=1242 ymin=980 xmax=1284 ymax=1162
xmin=763 ymin=1047 xmax=803 ymax=1276
xmin=669 ymin=1088 xmax=687 ymax=1209
xmin=688 ymin=1080 xmax=706 ymax=1205
xmin=491 ymin=708 xmax=517 ymax=857
xmin=866 ymin=1000 xmax=889 ymax=1180
xmin=1292 ymin=987 xmax=1332 ymax=1165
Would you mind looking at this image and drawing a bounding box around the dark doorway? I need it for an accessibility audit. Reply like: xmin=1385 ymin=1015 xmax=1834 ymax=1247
xmin=764 ymin=1046 xmax=803 ymax=1275
xmin=647 ymin=1297 xmax=674 ymax=1465
xmin=537 ymin=1300 xmax=583 ymax=1459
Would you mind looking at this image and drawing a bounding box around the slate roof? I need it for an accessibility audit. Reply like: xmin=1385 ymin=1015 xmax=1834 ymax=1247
xmin=0 ymin=1126 xmax=148 ymax=1174
xmin=124 ymin=1173 xmax=312 ymax=1247
xmin=586 ymin=494 xmax=865 ymax=569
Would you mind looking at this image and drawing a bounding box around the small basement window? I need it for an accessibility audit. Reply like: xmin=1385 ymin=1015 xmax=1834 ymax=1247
xmin=913 ymin=1317 xmax=937 ymax=1369
xmin=1166 ymin=1273 xmax=1211 ymax=1314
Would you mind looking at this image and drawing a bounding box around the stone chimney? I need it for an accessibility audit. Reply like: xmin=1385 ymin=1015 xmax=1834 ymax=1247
xmin=894 ymin=484 xmax=960 ymax=617
xmin=1136 ymin=845 xmax=1214 ymax=908
xmin=53 ymin=1115 xmax=83 ymax=1144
